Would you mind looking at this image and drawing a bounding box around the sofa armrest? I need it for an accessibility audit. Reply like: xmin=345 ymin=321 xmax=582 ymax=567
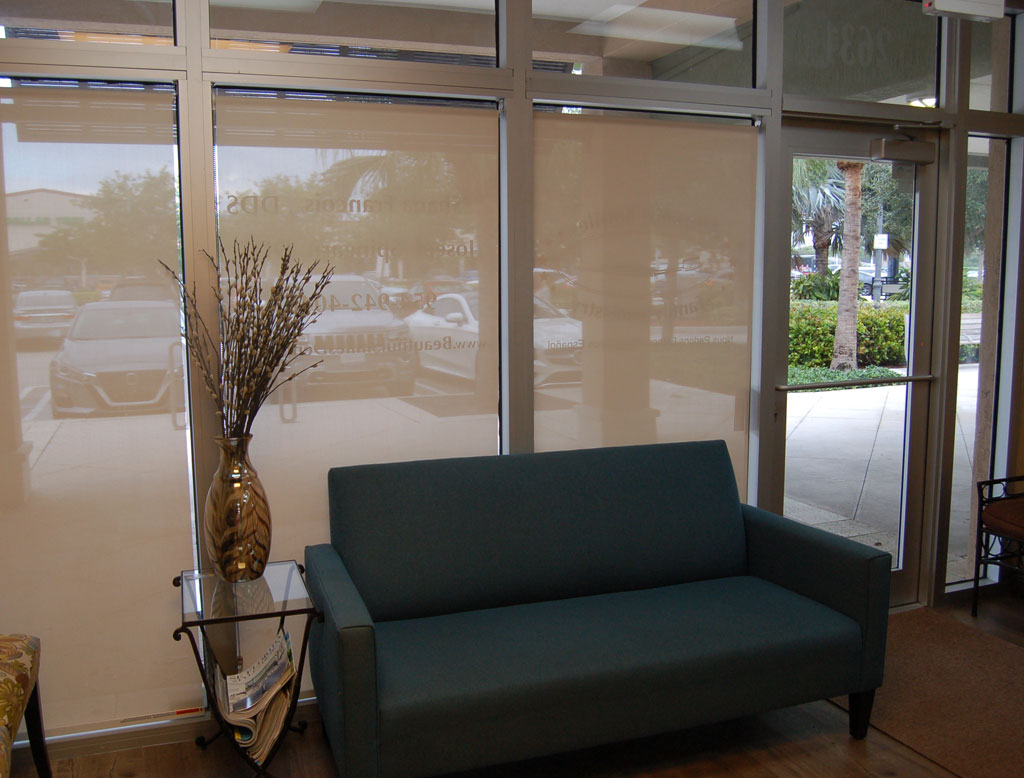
xmin=305 ymin=543 xmax=378 ymax=778
xmin=742 ymin=504 xmax=891 ymax=690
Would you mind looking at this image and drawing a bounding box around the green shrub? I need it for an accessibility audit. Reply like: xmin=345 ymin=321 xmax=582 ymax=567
xmin=959 ymin=343 xmax=979 ymax=364
xmin=787 ymin=364 xmax=904 ymax=390
xmin=790 ymin=270 xmax=840 ymax=301
xmin=857 ymin=304 xmax=907 ymax=367
xmin=789 ymin=301 xmax=836 ymax=367
xmin=960 ymin=299 xmax=984 ymax=314
xmin=789 ymin=301 xmax=908 ymax=368
xmin=962 ymin=275 xmax=984 ymax=301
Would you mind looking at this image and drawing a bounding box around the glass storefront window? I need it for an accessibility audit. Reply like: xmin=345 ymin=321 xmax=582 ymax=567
xmin=533 ymin=109 xmax=756 ymax=491
xmin=0 ymin=80 xmax=194 ymax=734
xmin=784 ymin=0 xmax=938 ymax=106
xmin=532 ymin=1 xmax=755 ymax=85
xmin=947 ymin=137 xmax=1007 ymax=584
xmin=210 ymin=0 xmax=496 ymax=65
xmin=213 ymin=89 xmax=500 ymax=566
xmin=0 ymin=1 xmax=173 ymax=45
xmin=969 ymin=17 xmax=1012 ymax=112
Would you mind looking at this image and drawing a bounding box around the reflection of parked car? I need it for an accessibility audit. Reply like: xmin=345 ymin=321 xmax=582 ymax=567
xmin=652 ymin=259 xmax=734 ymax=320
xmin=405 ymin=292 xmax=583 ymax=386
xmin=12 ymin=289 xmax=77 ymax=343
xmin=49 ymin=300 xmax=182 ymax=417
xmin=533 ymin=267 xmax=577 ymax=311
xmin=294 ymin=274 xmax=418 ymax=396
xmin=107 ymin=278 xmax=177 ymax=301
xmin=409 ymin=278 xmax=474 ymax=304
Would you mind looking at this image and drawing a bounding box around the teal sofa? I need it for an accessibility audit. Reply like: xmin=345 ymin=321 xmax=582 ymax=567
xmin=305 ymin=440 xmax=891 ymax=778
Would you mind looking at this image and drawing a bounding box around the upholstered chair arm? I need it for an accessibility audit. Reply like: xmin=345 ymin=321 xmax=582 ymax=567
xmin=305 ymin=544 xmax=378 ymax=778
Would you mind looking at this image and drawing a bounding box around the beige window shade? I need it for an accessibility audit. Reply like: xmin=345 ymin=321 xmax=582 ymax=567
xmin=0 ymin=82 xmax=194 ymax=734
xmin=533 ymin=111 xmax=756 ymax=491
xmin=213 ymin=90 xmax=500 ymax=571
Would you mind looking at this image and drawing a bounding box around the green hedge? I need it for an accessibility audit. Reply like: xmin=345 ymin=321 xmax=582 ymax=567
xmin=788 ymin=365 xmax=904 ymax=390
xmin=790 ymin=301 xmax=908 ymax=368
xmin=789 ymin=302 xmax=839 ymax=367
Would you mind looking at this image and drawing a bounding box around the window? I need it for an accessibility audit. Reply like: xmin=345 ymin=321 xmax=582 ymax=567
xmin=212 ymin=88 xmax=500 ymax=563
xmin=784 ymin=0 xmax=939 ymax=106
xmin=0 ymin=80 xmax=193 ymax=732
xmin=532 ymin=1 xmax=755 ymax=86
xmin=947 ymin=137 xmax=1008 ymax=583
xmin=210 ymin=0 xmax=496 ymax=65
xmin=969 ymin=17 xmax=1012 ymax=112
xmin=0 ymin=1 xmax=173 ymax=45
xmin=533 ymin=109 xmax=757 ymax=490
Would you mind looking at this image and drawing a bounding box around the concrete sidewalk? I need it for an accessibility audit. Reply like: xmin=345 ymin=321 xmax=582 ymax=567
xmin=783 ymin=363 xmax=979 ymax=580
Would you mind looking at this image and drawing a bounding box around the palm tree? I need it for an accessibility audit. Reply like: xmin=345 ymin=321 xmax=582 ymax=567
xmin=791 ymin=158 xmax=844 ymax=275
xmin=831 ymin=160 xmax=865 ymax=371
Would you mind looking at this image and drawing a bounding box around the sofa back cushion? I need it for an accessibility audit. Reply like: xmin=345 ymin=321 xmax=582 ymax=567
xmin=327 ymin=439 xmax=746 ymax=621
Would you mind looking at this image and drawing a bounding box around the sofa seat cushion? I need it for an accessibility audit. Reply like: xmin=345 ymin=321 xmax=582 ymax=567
xmin=374 ymin=576 xmax=863 ymax=778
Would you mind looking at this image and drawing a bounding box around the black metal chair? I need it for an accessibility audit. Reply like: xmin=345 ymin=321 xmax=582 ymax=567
xmin=972 ymin=474 xmax=1024 ymax=616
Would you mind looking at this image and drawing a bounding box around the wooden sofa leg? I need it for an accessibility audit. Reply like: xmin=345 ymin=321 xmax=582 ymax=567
xmin=25 ymin=684 xmax=54 ymax=778
xmin=848 ymin=689 xmax=875 ymax=739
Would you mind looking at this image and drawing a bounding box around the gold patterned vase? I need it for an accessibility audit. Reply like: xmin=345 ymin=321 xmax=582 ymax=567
xmin=204 ymin=435 xmax=271 ymax=582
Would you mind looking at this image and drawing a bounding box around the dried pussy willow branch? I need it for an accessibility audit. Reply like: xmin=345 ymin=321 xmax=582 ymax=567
xmin=161 ymin=237 xmax=334 ymax=438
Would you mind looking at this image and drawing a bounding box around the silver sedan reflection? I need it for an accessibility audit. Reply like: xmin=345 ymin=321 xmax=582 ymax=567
xmin=49 ymin=300 xmax=182 ymax=417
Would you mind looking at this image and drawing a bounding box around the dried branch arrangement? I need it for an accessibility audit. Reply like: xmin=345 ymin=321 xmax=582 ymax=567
xmin=162 ymin=238 xmax=334 ymax=439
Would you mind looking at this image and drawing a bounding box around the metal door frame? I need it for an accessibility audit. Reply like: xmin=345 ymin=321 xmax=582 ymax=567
xmin=773 ymin=119 xmax=942 ymax=606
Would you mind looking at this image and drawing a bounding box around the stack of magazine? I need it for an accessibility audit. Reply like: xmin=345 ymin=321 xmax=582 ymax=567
xmin=213 ymin=629 xmax=295 ymax=765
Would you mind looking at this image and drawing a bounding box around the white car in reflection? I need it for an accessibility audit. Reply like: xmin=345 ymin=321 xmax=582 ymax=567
xmin=404 ymin=291 xmax=583 ymax=386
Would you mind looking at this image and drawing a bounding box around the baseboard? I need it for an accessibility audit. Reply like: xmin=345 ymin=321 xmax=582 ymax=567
xmin=13 ymin=698 xmax=321 ymax=761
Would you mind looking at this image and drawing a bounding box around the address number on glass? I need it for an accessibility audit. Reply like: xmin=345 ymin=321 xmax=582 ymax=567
xmin=316 ymin=294 xmax=390 ymax=312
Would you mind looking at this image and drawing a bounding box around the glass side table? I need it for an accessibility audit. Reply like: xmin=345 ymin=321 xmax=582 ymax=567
xmin=173 ymin=560 xmax=321 ymax=778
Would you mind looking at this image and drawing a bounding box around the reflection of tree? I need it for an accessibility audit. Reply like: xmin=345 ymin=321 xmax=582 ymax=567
xmin=217 ymin=172 xmax=336 ymax=263
xmin=337 ymin=152 xmax=465 ymax=280
xmin=218 ymin=152 xmax=468 ymax=281
xmin=534 ymin=136 xmax=583 ymax=276
xmin=35 ymin=169 xmax=178 ymax=281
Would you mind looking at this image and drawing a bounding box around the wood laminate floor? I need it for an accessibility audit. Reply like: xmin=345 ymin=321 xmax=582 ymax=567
xmin=11 ymin=588 xmax=1022 ymax=778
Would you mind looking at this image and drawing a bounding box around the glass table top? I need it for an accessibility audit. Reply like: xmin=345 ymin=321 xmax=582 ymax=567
xmin=179 ymin=560 xmax=314 ymax=626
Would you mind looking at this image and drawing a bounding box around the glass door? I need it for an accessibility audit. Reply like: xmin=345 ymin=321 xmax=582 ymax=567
xmin=780 ymin=122 xmax=938 ymax=605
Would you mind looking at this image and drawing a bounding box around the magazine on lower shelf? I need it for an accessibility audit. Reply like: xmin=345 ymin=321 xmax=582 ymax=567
xmin=212 ymin=629 xmax=295 ymax=763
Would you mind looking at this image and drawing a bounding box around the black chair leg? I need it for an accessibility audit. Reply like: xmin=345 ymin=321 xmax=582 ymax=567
xmin=848 ymin=689 xmax=875 ymax=739
xmin=972 ymin=554 xmax=982 ymax=617
xmin=25 ymin=683 xmax=53 ymax=778
xmin=972 ymin=523 xmax=985 ymax=617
